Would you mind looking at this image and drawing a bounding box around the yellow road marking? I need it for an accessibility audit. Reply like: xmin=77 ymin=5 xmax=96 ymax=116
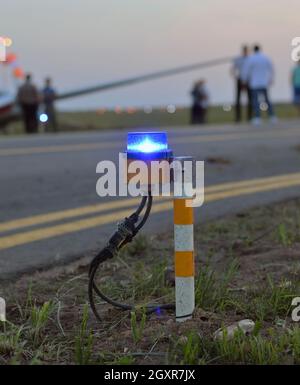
xmin=174 ymin=127 xmax=300 ymax=144
xmin=0 ymin=174 xmax=299 ymax=250
xmin=0 ymin=197 xmax=141 ymax=233
xmin=1 ymin=127 xmax=300 ymax=157
xmin=0 ymin=141 xmax=120 ymax=156
xmin=0 ymin=172 xmax=300 ymax=233
xmin=0 ymin=207 xmax=136 ymax=251
xmin=148 ymin=177 xmax=300 ymax=213
xmin=205 ymin=172 xmax=300 ymax=193
xmin=205 ymin=177 xmax=300 ymax=202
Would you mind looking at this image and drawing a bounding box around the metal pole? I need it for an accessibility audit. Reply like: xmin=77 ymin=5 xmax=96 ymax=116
xmin=56 ymin=56 xmax=232 ymax=100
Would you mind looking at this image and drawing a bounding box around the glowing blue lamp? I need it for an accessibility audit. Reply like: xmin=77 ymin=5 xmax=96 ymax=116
xmin=39 ymin=113 xmax=48 ymax=123
xmin=127 ymin=132 xmax=172 ymax=160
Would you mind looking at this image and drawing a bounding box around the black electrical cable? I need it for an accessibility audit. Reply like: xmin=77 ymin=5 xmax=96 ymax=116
xmin=134 ymin=194 xmax=153 ymax=232
xmin=88 ymin=193 xmax=175 ymax=322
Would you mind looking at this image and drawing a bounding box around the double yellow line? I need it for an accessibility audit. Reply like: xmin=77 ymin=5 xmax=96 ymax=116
xmin=0 ymin=172 xmax=299 ymax=251
xmin=1 ymin=127 xmax=300 ymax=157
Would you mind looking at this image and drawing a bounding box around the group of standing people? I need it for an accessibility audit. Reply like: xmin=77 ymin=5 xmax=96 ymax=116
xmin=17 ymin=74 xmax=57 ymax=134
xmin=233 ymin=44 xmax=276 ymax=125
xmin=191 ymin=44 xmax=294 ymax=126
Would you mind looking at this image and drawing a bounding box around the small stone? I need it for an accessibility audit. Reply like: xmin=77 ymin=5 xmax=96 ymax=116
xmin=214 ymin=319 xmax=255 ymax=340
xmin=238 ymin=319 xmax=255 ymax=334
xmin=279 ymin=281 xmax=292 ymax=288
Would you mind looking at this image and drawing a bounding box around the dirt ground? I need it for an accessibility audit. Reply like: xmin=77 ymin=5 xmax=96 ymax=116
xmin=0 ymin=198 xmax=300 ymax=364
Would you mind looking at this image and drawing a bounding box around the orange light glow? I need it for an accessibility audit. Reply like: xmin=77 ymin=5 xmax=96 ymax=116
xmin=4 ymin=37 xmax=13 ymax=47
xmin=5 ymin=52 xmax=17 ymax=64
xmin=13 ymin=67 xmax=24 ymax=78
xmin=96 ymin=108 xmax=107 ymax=115
xmin=126 ymin=107 xmax=137 ymax=114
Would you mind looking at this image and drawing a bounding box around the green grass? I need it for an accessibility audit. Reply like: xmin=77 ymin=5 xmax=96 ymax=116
xmin=195 ymin=259 xmax=239 ymax=312
xmin=130 ymin=308 xmax=147 ymax=344
xmin=3 ymin=102 xmax=300 ymax=135
xmin=169 ymin=326 xmax=300 ymax=365
xmin=0 ymin=198 xmax=300 ymax=364
xmin=1 ymin=261 xmax=299 ymax=364
xmin=30 ymin=301 xmax=54 ymax=346
xmin=74 ymin=304 xmax=94 ymax=365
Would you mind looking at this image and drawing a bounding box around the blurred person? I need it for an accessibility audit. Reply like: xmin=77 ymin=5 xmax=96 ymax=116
xmin=231 ymin=45 xmax=252 ymax=122
xmin=42 ymin=77 xmax=57 ymax=131
xmin=17 ymin=73 xmax=40 ymax=134
xmin=291 ymin=60 xmax=300 ymax=115
xmin=190 ymin=80 xmax=209 ymax=125
xmin=242 ymin=45 xmax=276 ymax=125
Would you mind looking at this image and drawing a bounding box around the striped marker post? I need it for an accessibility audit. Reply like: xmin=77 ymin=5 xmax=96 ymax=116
xmin=173 ymin=157 xmax=195 ymax=322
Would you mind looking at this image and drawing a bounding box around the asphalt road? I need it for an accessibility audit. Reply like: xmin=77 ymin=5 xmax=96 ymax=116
xmin=0 ymin=120 xmax=300 ymax=278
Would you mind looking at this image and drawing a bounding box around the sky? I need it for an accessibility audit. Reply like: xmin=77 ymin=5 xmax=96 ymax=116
xmin=1 ymin=0 xmax=300 ymax=110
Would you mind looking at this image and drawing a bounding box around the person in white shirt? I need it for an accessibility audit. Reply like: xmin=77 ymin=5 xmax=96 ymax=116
xmin=231 ymin=45 xmax=252 ymax=122
xmin=242 ymin=45 xmax=276 ymax=124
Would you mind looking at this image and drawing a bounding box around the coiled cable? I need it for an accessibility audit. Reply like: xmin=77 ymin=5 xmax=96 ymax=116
xmin=88 ymin=193 xmax=175 ymax=322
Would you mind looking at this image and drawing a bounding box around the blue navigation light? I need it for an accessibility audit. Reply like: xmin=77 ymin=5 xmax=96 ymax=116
xmin=39 ymin=113 xmax=48 ymax=123
xmin=127 ymin=132 xmax=168 ymax=154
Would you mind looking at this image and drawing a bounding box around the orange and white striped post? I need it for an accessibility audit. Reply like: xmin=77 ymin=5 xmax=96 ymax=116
xmin=173 ymin=157 xmax=195 ymax=322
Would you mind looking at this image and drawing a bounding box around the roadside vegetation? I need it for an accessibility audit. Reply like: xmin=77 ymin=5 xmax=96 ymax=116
xmin=0 ymin=198 xmax=300 ymax=364
xmin=2 ymin=103 xmax=300 ymax=135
